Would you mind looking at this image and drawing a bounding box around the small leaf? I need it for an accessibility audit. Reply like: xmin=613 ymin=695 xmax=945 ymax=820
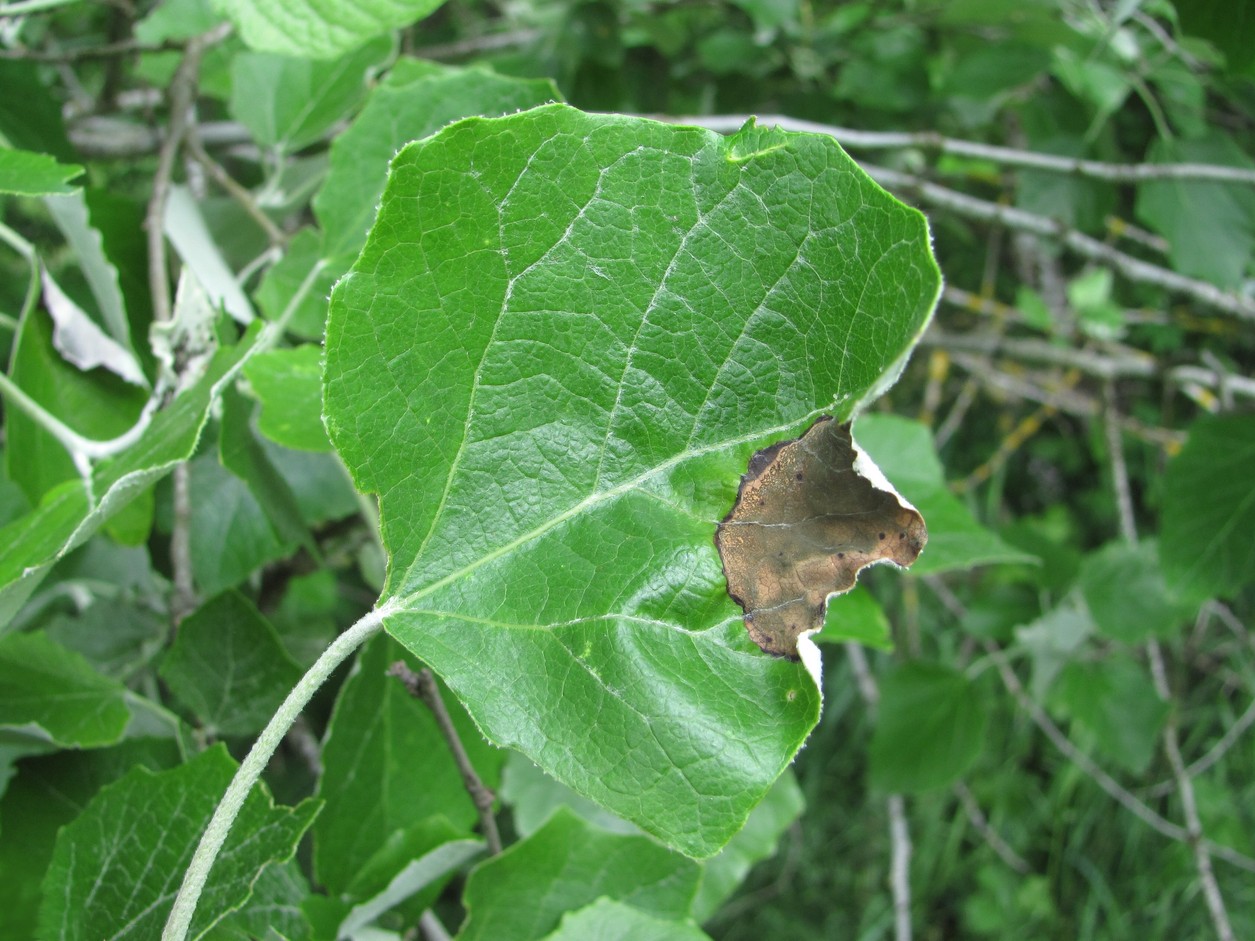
xmin=540 ymin=899 xmax=713 ymax=941
xmin=0 ymin=147 xmax=82 ymax=196
xmin=242 ymin=345 xmax=332 ymax=452
xmin=816 ymin=584 xmax=893 ymax=651
xmin=0 ymin=631 xmax=130 ymax=749
xmin=229 ymin=39 xmax=391 ymax=153
xmin=37 ymin=745 xmax=319 ymax=940
xmin=1080 ymin=540 xmax=1193 ymax=643
xmin=0 ymin=323 xmax=262 ymax=624
xmin=40 ymin=268 xmax=146 ymax=386
xmin=1160 ymin=412 xmax=1255 ymax=600
xmin=717 ymin=418 xmax=926 ymax=659
xmin=160 ymin=591 xmax=303 ymax=736
xmin=868 ymin=661 xmax=989 ymax=793
xmin=852 ymin=414 xmax=1038 ymax=574
xmin=214 ymin=0 xmax=449 ymax=59
xmin=1048 ymin=659 xmax=1168 ymax=774
xmin=458 ymin=808 xmax=701 ymax=941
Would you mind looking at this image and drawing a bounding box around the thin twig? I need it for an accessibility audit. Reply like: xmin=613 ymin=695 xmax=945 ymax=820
xmin=866 ymin=165 xmax=1255 ymax=322
xmin=953 ymin=782 xmax=1030 ymax=874
xmin=888 ymin=794 xmax=912 ymax=941
xmin=387 ymin=662 xmax=503 ymax=855
xmin=1145 ymin=694 xmax=1255 ymax=798
xmin=144 ymin=23 xmax=231 ymax=326
xmin=668 ymin=114 xmax=1255 ymax=185
xmin=845 ymin=644 xmax=911 ymax=941
xmin=1147 ymin=642 xmax=1234 ymax=941
xmin=418 ymin=910 xmax=454 ymax=941
xmin=185 ymin=130 xmax=288 ymax=247
xmin=0 ymin=36 xmax=183 ymax=61
xmin=922 ymin=577 xmax=1255 ymax=875
xmin=413 ymin=27 xmax=542 ymax=60
xmin=1103 ymin=381 xmax=1139 ymax=544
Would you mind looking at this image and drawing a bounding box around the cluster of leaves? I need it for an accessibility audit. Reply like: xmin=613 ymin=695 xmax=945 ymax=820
xmin=0 ymin=0 xmax=1253 ymax=940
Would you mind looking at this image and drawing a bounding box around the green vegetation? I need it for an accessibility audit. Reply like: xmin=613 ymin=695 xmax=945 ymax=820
xmin=0 ymin=1 xmax=1252 ymax=939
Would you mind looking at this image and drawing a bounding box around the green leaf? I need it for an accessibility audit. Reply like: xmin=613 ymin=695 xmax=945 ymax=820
xmin=1080 ymin=540 xmax=1193 ymax=643
xmin=0 ymin=324 xmax=262 ymax=626
xmin=1015 ymin=597 xmax=1094 ymax=700
xmin=243 ymin=345 xmax=332 ymax=452
xmin=324 ymin=106 xmax=940 ymax=856
xmin=0 ymin=147 xmax=82 ymax=196
xmin=540 ymin=899 xmax=713 ymax=941
xmin=0 ymin=631 xmax=130 ymax=749
xmin=868 ymin=661 xmax=989 ymax=793
xmin=254 ymin=228 xmax=340 ymax=341
xmin=0 ymin=741 xmax=182 ymax=940
xmin=220 ymin=385 xmax=319 ymax=558
xmin=159 ymin=591 xmax=303 ymax=736
xmin=313 ymin=633 xmax=502 ymax=896
xmin=184 ymin=454 xmax=292 ymax=596
xmin=458 ymin=808 xmax=701 ymax=941
xmin=1048 ymin=659 xmax=1168 ymax=774
xmin=315 ymin=63 xmax=560 ymax=260
xmin=229 ymin=39 xmax=391 ymax=153
xmin=37 ymin=744 xmax=319 ymax=940
xmin=499 ymin=753 xmax=802 ymax=922
xmin=135 ymin=0 xmax=226 ymax=44
xmin=211 ymin=860 xmax=313 ymax=941
xmin=852 ymin=414 xmax=1038 ymax=574
xmin=1160 ymin=412 xmax=1255 ymax=600
xmin=690 ymin=771 xmax=804 ymax=922
xmin=213 ymin=0 xmax=449 ymax=59
xmin=1135 ymin=134 xmax=1255 ymax=289
xmin=816 ymin=584 xmax=893 ymax=651
xmin=1175 ymin=0 xmax=1255 ymax=72
xmin=5 ymin=303 xmax=148 ymax=504
xmin=45 ymin=597 xmax=167 ymax=681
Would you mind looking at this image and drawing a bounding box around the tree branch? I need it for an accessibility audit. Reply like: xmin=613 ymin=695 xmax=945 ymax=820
xmin=387 ymin=662 xmax=503 ymax=856
xmin=668 ymin=114 xmax=1255 ymax=185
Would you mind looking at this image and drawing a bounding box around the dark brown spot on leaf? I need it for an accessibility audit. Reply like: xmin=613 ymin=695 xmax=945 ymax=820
xmin=715 ymin=417 xmax=927 ymax=659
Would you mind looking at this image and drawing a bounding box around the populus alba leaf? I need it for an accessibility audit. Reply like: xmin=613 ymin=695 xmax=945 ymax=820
xmin=38 ymin=744 xmax=319 ymax=940
xmin=324 ymin=106 xmax=941 ymax=856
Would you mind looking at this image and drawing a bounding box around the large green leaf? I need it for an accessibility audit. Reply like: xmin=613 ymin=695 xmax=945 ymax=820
xmin=324 ymin=106 xmax=940 ymax=856
xmin=1160 ymin=412 xmax=1255 ymax=601
xmin=38 ymin=745 xmax=318 ymax=940
xmin=314 ymin=62 xmax=560 ymax=260
xmin=213 ymin=0 xmax=448 ymax=59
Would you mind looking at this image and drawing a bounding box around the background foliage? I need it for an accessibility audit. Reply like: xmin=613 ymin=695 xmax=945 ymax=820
xmin=1 ymin=1 xmax=1254 ymax=940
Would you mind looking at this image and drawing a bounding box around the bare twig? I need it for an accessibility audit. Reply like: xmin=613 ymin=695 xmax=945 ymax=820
xmin=668 ymin=114 xmax=1255 ymax=185
xmin=1103 ymin=381 xmax=1139 ymax=544
xmin=953 ymin=782 xmax=1030 ymax=874
xmin=923 ymin=577 xmax=1255 ymax=875
xmin=888 ymin=794 xmax=912 ymax=941
xmin=418 ymin=910 xmax=454 ymax=941
xmin=185 ymin=130 xmax=288 ymax=247
xmin=866 ymin=166 xmax=1255 ymax=322
xmin=845 ymin=644 xmax=911 ymax=941
xmin=387 ymin=662 xmax=503 ymax=855
xmin=413 ymin=27 xmax=541 ymax=60
xmin=0 ymin=36 xmax=183 ymax=61
xmin=144 ymin=23 xmax=231 ymax=326
xmin=1147 ymin=642 xmax=1234 ymax=941
xmin=1145 ymin=693 xmax=1255 ymax=798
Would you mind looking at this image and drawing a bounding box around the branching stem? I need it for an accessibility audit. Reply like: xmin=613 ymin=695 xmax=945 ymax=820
xmin=387 ymin=662 xmax=504 ymax=855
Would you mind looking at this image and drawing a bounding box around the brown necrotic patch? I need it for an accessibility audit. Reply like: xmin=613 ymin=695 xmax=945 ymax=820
xmin=716 ymin=417 xmax=927 ymax=659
